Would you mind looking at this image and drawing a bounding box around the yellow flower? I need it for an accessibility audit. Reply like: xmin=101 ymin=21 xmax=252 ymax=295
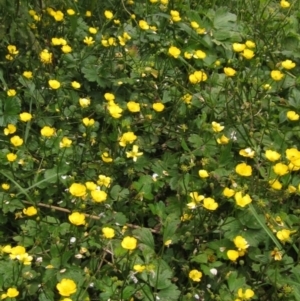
xmin=242 ymin=49 xmax=255 ymax=59
xmin=280 ymin=0 xmax=290 ymax=8
xmin=233 ymin=236 xmax=249 ymax=250
xmin=82 ymin=117 xmax=95 ymax=127
xmin=271 ymin=248 xmax=282 ymax=261
xmin=48 ymin=79 xmax=61 ymax=89
xmin=281 ymin=59 xmax=295 ymax=69
xmin=199 ymin=169 xmax=209 ymax=178
xmin=263 ymin=84 xmax=271 ymax=90
xmin=223 ymin=187 xmax=235 ymax=198
xmin=19 ymin=112 xmax=32 ymax=122
xmin=245 ymin=40 xmax=256 ymax=48
xmin=197 ymin=28 xmax=206 ymax=35
xmin=194 ymin=50 xmax=206 ymax=59
xmin=39 ymin=49 xmax=52 ymax=64
xmin=97 ymin=175 xmax=111 ymax=187
xmin=188 ymin=269 xmax=202 ymax=282
xmin=287 ymin=111 xmax=299 ymax=121
xmin=224 ymin=67 xmax=236 ymax=77
xmin=23 ymin=71 xmax=33 ymax=79
xmin=235 ymin=163 xmax=252 ymax=176
xmin=212 ymin=121 xmax=224 ymax=132
xmin=269 ymin=179 xmax=282 ymax=190
xmin=9 ymin=246 xmax=26 ymax=259
xmin=1 ymin=183 xmax=10 ymax=190
xmin=85 ymin=181 xmax=97 ymax=191
xmin=56 ymin=279 xmax=77 ymax=296
xmin=104 ymin=93 xmax=115 ymax=102
xmin=239 ymin=148 xmax=255 ymax=158
xmin=133 ymin=264 xmax=146 ymax=272
xmin=227 ymin=250 xmax=239 ymax=261
xmin=273 ymin=162 xmax=289 ymax=176
xmin=265 ymin=150 xmax=281 ymax=162
xmin=277 ymin=229 xmax=294 ymax=243
xmin=101 ymin=152 xmax=113 ymax=163
xmin=4 ymin=124 xmax=17 ymax=135
xmin=67 ymin=9 xmax=75 ymax=15
xmin=71 ymin=81 xmax=80 ymax=89
xmin=217 ymin=135 xmax=230 ymax=144
xmin=119 ymin=132 xmax=137 ymax=147
xmin=10 ymin=135 xmax=23 ymax=147
xmin=107 ymin=102 xmax=123 ymax=118
xmin=104 ymin=10 xmax=113 ymax=19
xmin=52 ymin=10 xmax=64 ymax=21
xmin=181 ymin=94 xmax=192 ymax=104
xmin=237 ymin=288 xmax=255 ymax=300
xmin=5 ymin=54 xmax=14 ymax=61
xmin=83 ymin=37 xmax=95 ymax=46
xmin=7 ymin=45 xmax=19 ymax=55
xmin=184 ymin=52 xmax=193 ymax=59
xmin=89 ymin=27 xmax=97 ymax=34
xmin=139 ymin=20 xmax=150 ymax=30
xmin=170 ymin=10 xmax=181 ymax=22
xmin=102 ymin=227 xmax=115 ymax=238
xmin=41 ymin=126 xmax=55 ymax=137
xmin=60 ymin=137 xmax=72 ymax=148
xmin=61 ymin=45 xmax=72 ymax=53
xmin=126 ymin=145 xmax=143 ymax=162
xmin=68 ymin=212 xmax=86 ymax=226
xmin=85 ymin=11 xmax=92 ymax=17
xmin=288 ymin=185 xmax=297 ymax=193
xmin=91 ymin=190 xmax=107 ymax=202
xmin=127 ymin=101 xmax=140 ymax=112
xmin=203 ymin=197 xmax=218 ymax=210
xmin=153 ymin=103 xmax=165 ymax=112
xmin=69 ymin=183 xmax=86 ymax=197
xmin=7 ymin=153 xmax=17 ymax=162
xmin=23 ymin=206 xmax=37 ymax=216
xmin=168 ymin=46 xmax=181 ymax=58
xmin=232 ymin=43 xmax=245 ymax=52
xmin=121 ymin=236 xmax=138 ymax=250
xmin=7 ymin=89 xmax=16 ymax=97
xmin=271 ymin=70 xmax=284 ymax=81
xmin=78 ymin=98 xmax=90 ymax=108
xmin=235 ymin=191 xmax=252 ymax=207
xmin=3 ymin=288 xmax=19 ymax=298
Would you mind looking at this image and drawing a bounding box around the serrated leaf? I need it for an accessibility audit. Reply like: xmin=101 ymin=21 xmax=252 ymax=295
xmin=133 ymin=227 xmax=155 ymax=249
xmin=157 ymin=284 xmax=180 ymax=300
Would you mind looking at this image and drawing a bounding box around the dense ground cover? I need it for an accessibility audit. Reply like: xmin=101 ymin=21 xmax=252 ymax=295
xmin=0 ymin=0 xmax=300 ymax=300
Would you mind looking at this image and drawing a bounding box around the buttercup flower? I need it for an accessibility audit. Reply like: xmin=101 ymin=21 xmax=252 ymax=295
xmin=101 ymin=152 xmax=113 ymax=163
xmin=269 ymin=179 xmax=282 ymax=190
xmin=281 ymin=59 xmax=296 ymax=69
xmin=134 ymin=264 xmax=146 ymax=272
xmin=235 ymin=163 xmax=252 ymax=176
xmin=102 ymin=227 xmax=115 ymax=238
xmin=4 ymin=124 xmax=17 ymax=135
xmin=271 ymin=70 xmax=284 ymax=81
xmin=127 ymin=101 xmax=140 ymax=112
xmin=85 ymin=181 xmax=97 ymax=191
xmin=41 ymin=126 xmax=55 ymax=137
xmin=7 ymin=45 xmax=19 ymax=55
xmin=119 ymin=132 xmax=137 ymax=147
xmin=83 ymin=37 xmax=95 ymax=46
xmin=239 ymin=148 xmax=255 ymax=158
xmin=242 ymin=49 xmax=255 ymax=59
xmin=203 ymin=197 xmax=218 ymax=210
xmin=60 ymin=137 xmax=72 ymax=148
xmin=212 ymin=121 xmax=224 ymax=132
xmin=97 ymin=175 xmax=111 ymax=187
xmin=121 ymin=236 xmax=138 ymax=250
xmin=7 ymin=153 xmax=17 ymax=162
xmin=237 ymin=288 xmax=255 ymax=300
xmin=61 ymin=45 xmax=72 ymax=53
xmin=280 ymin=0 xmax=290 ymax=8
xmin=82 ymin=117 xmax=95 ymax=127
xmin=224 ymin=67 xmax=236 ymax=76
xmin=126 ymin=145 xmax=143 ymax=162
xmin=67 ymin=9 xmax=75 ymax=15
xmin=223 ymin=187 xmax=235 ymax=197
xmin=23 ymin=206 xmax=37 ymax=216
xmin=271 ymin=248 xmax=282 ymax=261
xmin=107 ymin=102 xmax=123 ymax=118
xmin=287 ymin=111 xmax=299 ymax=121
xmin=10 ymin=135 xmax=23 ymax=147
xmin=91 ymin=190 xmax=107 ymax=202
xmin=56 ymin=279 xmax=77 ymax=296
xmin=69 ymin=183 xmax=86 ymax=197
xmin=232 ymin=43 xmax=245 ymax=52
xmin=188 ymin=269 xmax=202 ymax=282
xmin=23 ymin=71 xmax=33 ymax=79
xmin=104 ymin=10 xmax=113 ymax=19
xmin=265 ymin=150 xmax=281 ymax=162
xmin=273 ymin=162 xmax=289 ymax=176
xmin=1 ymin=183 xmax=10 ymax=190
xmin=199 ymin=169 xmax=209 ymax=178
xmin=79 ymin=98 xmax=91 ymax=108
xmin=235 ymin=191 xmax=252 ymax=207
xmin=139 ymin=20 xmax=150 ymax=30
xmin=89 ymin=27 xmax=97 ymax=34
xmin=7 ymin=89 xmax=16 ymax=97
xmin=68 ymin=212 xmax=86 ymax=226
xmin=170 ymin=10 xmax=181 ymax=22
xmin=153 ymin=103 xmax=165 ymax=112
xmin=227 ymin=250 xmax=239 ymax=261
xmin=193 ymin=50 xmax=206 ymax=59
xmin=1 ymin=288 xmax=19 ymax=299
xmin=217 ymin=135 xmax=230 ymax=144
xmin=245 ymin=40 xmax=256 ymax=48
xmin=48 ymin=79 xmax=61 ymax=89
xmin=39 ymin=49 xmax=52 ymax=64
xmin=20 ymin=112 xmax=32 ymax=122
xmin=234 ymin=236 xmax=249 ymax=250
xmin=168 ymin=46 xmax=181 ymax=58
xmin=104 ymin=93 xmax=115 ymax=102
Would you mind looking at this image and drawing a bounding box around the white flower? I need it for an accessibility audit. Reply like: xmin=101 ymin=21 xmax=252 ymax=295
xmin=210 ymin=268 xmax=218 ymax=275
xmin=36 ymin=257 xmax=43 ymax=263
xmin=70 ymin=237 xmax=76 ymax=243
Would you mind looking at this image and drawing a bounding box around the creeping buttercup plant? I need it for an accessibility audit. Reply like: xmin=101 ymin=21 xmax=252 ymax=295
xmin=0 ymin=0 xmax=300 ymax=300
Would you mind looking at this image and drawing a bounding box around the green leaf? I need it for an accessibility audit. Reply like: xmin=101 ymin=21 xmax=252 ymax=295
xmin=227 ymin=271 xmax=245 ymax=292
xmin=191 ymin=253 xmax=208 ymax=264
xmin=133 ymin=227 xmax=155 ymax=249
xmin=157 ymin=284 xmax=180 ymax=300
xmin=213 ymin=8 xmax=237 ymax=29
